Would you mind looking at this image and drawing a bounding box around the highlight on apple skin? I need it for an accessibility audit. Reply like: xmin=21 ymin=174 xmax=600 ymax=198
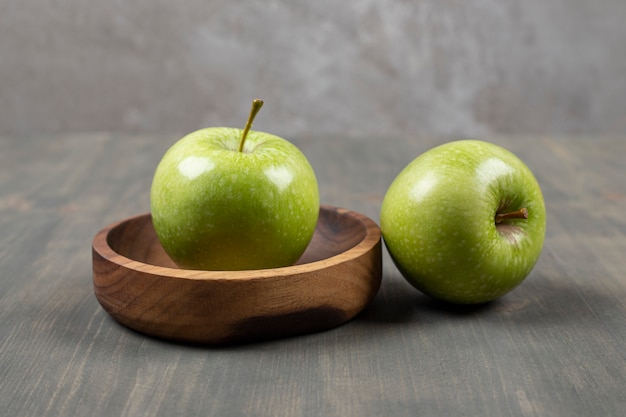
xmin=380 ymin=140 xmax=546 ymax=304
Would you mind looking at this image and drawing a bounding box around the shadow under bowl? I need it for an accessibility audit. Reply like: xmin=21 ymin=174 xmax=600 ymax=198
xmin=92 ymin=205 xmax=382 ymax=344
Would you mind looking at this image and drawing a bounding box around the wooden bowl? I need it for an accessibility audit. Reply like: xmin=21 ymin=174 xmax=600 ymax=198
xmin=92 ymin=205 xmax=382 ymax=344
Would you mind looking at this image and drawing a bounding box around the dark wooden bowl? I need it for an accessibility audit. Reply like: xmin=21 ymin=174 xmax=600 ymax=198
xmin=92 ymin=205 xmax=382 ymax=344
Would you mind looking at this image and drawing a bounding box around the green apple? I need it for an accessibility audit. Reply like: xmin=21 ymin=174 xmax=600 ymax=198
xmin=380 ymin=140 xmax=546 ymax=304
xmin=150 ymin=99 xmax=320 ymax=270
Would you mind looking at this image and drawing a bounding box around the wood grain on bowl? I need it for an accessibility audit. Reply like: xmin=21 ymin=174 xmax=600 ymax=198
xmin=92 ymin=205 xmax=382 ymax=344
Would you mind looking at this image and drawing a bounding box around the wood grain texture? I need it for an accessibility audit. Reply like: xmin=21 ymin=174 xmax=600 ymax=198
xmin=92 ymin=206 xmax=382 ymax=344
xmin=1 ymin=134 xmax=625 ymax=417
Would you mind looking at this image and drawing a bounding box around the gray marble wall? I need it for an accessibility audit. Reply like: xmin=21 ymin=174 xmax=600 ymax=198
xmin=1 ymin=1 xmax=625 ymax=139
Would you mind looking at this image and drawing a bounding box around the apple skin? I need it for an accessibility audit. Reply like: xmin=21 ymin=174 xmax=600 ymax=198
xmin=150 ymin=127 xmax=319 ymax=271
xmin=380 ymin=140 xmax=546 ymax=304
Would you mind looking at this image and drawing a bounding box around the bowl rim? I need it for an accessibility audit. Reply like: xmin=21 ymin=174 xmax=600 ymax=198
xmin=92 ymin=205 xmax=381 ymax=281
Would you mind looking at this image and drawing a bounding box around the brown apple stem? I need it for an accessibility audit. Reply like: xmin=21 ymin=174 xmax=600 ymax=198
xmin=495 ymin=208 xmax=529 ymax=223
xmin=238 ymin=98 xmax=264 ymax=152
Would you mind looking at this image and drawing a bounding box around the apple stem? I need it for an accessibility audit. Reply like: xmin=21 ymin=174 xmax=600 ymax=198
xmin=495 ymin=208 xmax=529 ymax=223
xmin=238 ymin=99 xmax=264 ymax=153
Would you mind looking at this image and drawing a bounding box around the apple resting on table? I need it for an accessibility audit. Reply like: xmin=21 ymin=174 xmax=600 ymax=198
xmin=380 ymin=140 xmax=546 ymax=304
xmin=150 ymin=99 xmax=320 ymax=271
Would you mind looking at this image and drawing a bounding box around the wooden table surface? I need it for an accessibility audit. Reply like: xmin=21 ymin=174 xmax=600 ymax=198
xmin=1 ymin=134 xmax=625 ymax=416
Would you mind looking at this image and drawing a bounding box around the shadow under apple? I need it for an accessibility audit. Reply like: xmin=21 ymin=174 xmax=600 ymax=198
xmin=355 ymin=268 xmax=617 ymax=329
xmin=356 ymin=276 xmax=500 ymax=325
